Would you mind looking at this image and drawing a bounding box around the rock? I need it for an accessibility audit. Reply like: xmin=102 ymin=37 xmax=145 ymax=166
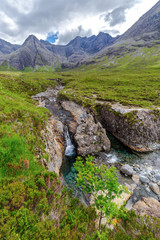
xmin=149 ymin=183 xmax=160 ymax=195
xmin=62 ymin=101 xmax=111 ymax=156
xmin=113 ymin=192 xmax=131 ymax=208
xmin=132 ymin=174 xmax=140 ymax=184
xmin=41 ymin=118 xmax=65 ymax=176
xmin=155 ymin=173 xmax=160 ymax=181
xmin=139 ymin=175 xmax=150 ymax=184
xmin=120 ymin=164 xmax=133 ymax=176
xmin=100 ymin=104 xmax=160 ymax=152
xmin=133 ymin=197 xmax=160 ymax=218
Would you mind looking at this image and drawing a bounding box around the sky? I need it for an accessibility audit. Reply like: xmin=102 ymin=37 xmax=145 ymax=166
xmin=0 ymin=0 xmax=158 ymax=45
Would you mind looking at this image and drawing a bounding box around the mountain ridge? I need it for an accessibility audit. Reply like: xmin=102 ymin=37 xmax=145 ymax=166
xmin=0 ymin=1 xmax=160 ymax=70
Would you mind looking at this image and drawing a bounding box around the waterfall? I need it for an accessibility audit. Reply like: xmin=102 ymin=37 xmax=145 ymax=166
xmin=65 ymin=127 xmax=76 ymax=157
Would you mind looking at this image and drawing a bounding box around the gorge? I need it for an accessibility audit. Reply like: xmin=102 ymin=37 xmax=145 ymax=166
xmin=32 ymin=85 xmax=160 ymax=216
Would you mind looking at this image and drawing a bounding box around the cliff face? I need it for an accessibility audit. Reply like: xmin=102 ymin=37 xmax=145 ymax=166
xmin=100 ymin=104 xmax=160 ymax=152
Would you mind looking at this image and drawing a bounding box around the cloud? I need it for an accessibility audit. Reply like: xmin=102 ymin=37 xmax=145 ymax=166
xmin=57 ymin=26 xmax=92 ymax=45
xmin=104 ymin=7 xmax=127 ymax=26
xmin=0 ymin=0 xmax=140 ymax=44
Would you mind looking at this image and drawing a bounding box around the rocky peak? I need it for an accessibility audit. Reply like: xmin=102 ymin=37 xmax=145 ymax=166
xmin=22 ymin=34 xmax=42 ymax=48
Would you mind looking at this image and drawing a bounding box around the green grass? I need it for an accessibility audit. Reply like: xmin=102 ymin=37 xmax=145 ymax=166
xmin=0 ymin=71 xmax=61 ymax=178
xmin=59 ymin=67 xmax=160 ymax=108
xmin=57 ymin=43 xmax=160 ymax=109
xmin=0 ymin=47 xmax=160 ymax=238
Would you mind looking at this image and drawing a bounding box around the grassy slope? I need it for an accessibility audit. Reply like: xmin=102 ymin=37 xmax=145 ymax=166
xmin=0 ymin=71 xmax=99 ymax=239
xmin=59 ymin=44 xmax=160 ymax=109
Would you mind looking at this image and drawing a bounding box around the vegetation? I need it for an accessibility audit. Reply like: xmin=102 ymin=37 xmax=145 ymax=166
xmin=74 ymin=156 xmax=126 ymax=232
xmin=59 ymin=66 xmax=160 ymax=108
xmin=0 ymin=66 xmax=160 ymax=239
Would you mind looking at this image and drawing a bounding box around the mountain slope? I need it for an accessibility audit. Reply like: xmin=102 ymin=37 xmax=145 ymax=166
xmin=0 ymin=35 xmax=58 ymax=70
xmin=120 ymin=0 xmax=160 ymax=41
xmin=0 ymin=39 xmax=20 ymax=55
xmin=41 ymin=32 xmax=115 ymax=63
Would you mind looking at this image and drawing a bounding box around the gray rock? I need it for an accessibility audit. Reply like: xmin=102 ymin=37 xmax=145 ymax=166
xmin=149 ymin=183 xmax=160 ymax=195
xmin=120 ymin=164 xmax=133 ymax=176
xmin=155 ymin=173 xmax=160 ymax=181
xmin=62 ymin=101 xmax=111 ymax=156
xmin=139 ymin=175 xmax=150 ymax=184
xmin=100 ymin=105 xmax=160 ymax=153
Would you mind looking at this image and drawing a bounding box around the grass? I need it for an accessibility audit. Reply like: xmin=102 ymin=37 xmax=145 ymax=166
xmin=0 ymin=71 xmax=60 ymax=178
xmin=59 ymin=67 xmax=160 ymax=108
xmin=0 ymin=44 xmax=160 ymax=238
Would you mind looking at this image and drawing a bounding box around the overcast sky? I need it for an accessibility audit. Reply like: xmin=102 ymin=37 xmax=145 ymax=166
xmin=0 ymin=0 xmax=158 ymax=45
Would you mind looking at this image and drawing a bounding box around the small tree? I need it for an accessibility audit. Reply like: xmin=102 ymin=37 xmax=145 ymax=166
xmin=74 ymin=155 xmax=126 ymax=231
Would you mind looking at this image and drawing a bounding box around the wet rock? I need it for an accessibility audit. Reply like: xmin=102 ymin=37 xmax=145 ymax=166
xmin=149 ymin=183 xmax=160 ymax=195
xmin=120 ymin=164 xmax=133 ymax=176
xmin=139 ymin=175 xmax=150 ymax=184
xmin=133 ymin=197 xmax=160 ymax=218
xmin=132 ymin=174 xmax=140 ymax=184
xmin=62 ymin=101 xmax=111 ymax=156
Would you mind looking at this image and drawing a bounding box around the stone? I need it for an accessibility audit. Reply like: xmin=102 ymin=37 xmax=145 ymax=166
xmin=120 ymin=164 xmax=133 ymax=176
xmin=139 ymin=175 xmax=149 ymax=184
xmin=155 ymin=173 xmax=160 ymax=181
xmin=133 ymin=197 xmax=160 ymax=218
xmin=41 ymin=118 xmax=65 ymax=176
xmin=149 ymin=183 xmax=160 ymax=195
xmin=62 ymin=101 xmax=111 ymax=156
xmin=132 ymin=174 xmax=140 ymax=184
xmin=100 ymin=104 xmax=160 ymax=152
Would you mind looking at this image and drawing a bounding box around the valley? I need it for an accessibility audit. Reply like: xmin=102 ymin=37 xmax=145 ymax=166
xmin=0 ymin=1 xmax=160 ymax=239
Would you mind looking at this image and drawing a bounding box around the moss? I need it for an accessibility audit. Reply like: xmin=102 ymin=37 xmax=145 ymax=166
xmin=123 ymin=111 xmax=138 ymax=125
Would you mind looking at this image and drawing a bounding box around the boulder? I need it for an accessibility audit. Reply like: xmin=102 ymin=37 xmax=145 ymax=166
xmin=133 ymin=197 xmax=160 ymax=218
xmin=100 ymin=103 xmax=160 ymax=152
xmin=120 ymin=164 xmax=133 ymax=176
xmin=62 ymin=101 xmax=111 ymax=156
xmin=139 ymin=175 xmax=150 ymax=184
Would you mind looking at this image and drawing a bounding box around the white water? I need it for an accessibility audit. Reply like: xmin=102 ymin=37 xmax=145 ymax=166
xmin=105 ymin=153 xmax=118 ymax=163
xmin=65 ymin=128 xmax=75 ymax=157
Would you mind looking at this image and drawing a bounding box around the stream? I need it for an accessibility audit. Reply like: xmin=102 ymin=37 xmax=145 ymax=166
xmin=33 ymin=88 xmax=160 ymax=208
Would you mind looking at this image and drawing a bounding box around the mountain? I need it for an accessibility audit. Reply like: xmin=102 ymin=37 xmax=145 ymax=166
xmin=0 ymin=0 xmax=160 ymax=70
xmin=0 ymin=32 xmax=115 ymax=70
xmin=41 ymin=32 xmax=115 ymax=62
xmin=0 ymin=35 xmax=58 ymax=70
xmin=0 ymin=39 xmax=20 ymax=55
xmin=120 ymin=0 xmax=160 ymax=41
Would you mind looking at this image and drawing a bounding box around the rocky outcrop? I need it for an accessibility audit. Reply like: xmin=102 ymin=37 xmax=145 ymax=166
xmin=32 ymin=88 xmax=65 ymax=175
xmin=61 ymin=101 xmax=111 ymax=156
xmin=100 ymin=103 xmax=160 ymax=152
xmin=133 ymin=197 xmax=160 ymax=218
xmin=41 ymin=118 xmax=65 ymax=176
